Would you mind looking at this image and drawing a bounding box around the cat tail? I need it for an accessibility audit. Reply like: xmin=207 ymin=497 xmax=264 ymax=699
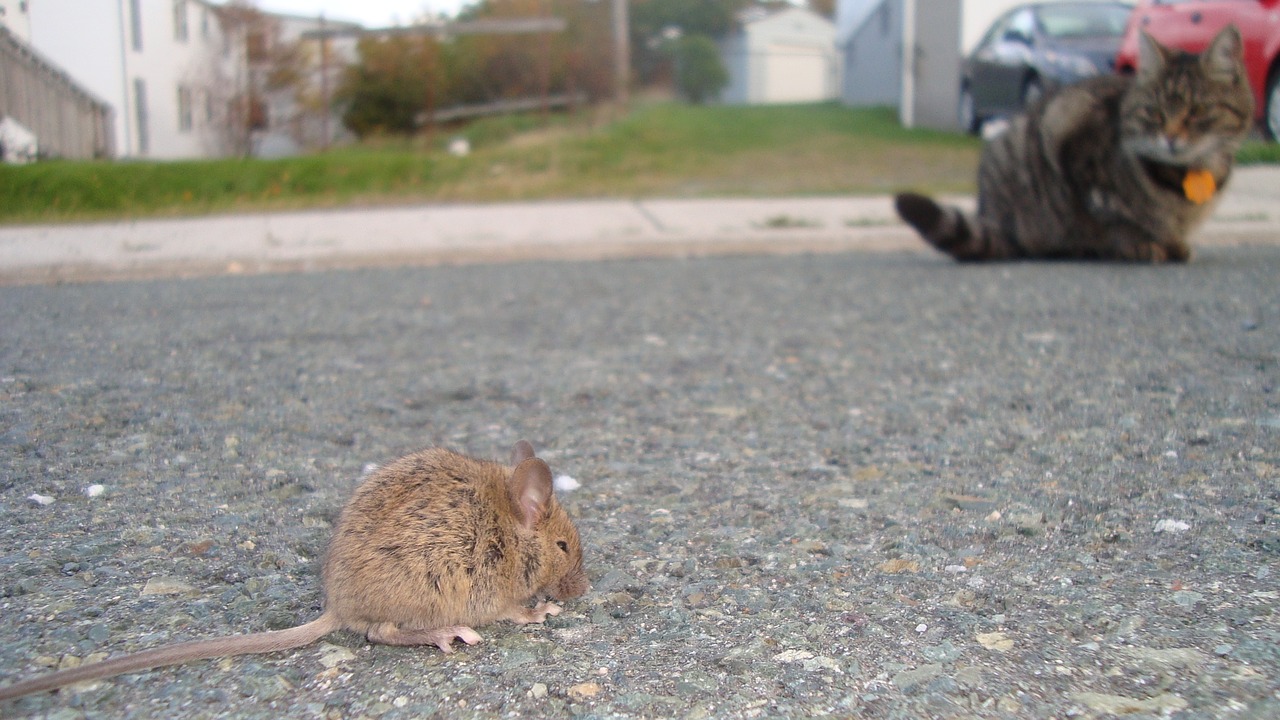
xmin=894 ymin=193 xmax=1005 ymax=261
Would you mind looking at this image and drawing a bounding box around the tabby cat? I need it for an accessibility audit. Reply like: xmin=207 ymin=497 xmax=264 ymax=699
xmin=896 ymin=26 xmax=1254 ymax=262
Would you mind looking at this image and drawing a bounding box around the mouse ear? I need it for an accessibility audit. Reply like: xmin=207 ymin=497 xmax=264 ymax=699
xmin=509 ymin=457 xmax=553 ymax=530
xmin=510 ymin=440 xmax=536 ymax=466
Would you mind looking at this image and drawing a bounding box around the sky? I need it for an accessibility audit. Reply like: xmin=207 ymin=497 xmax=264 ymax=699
xmin=254 ymin=1 xmax=470 ymax=27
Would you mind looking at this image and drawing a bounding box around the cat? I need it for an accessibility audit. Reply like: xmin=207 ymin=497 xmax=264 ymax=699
xmin=895 ymin=25 xmax=1254 ymax=262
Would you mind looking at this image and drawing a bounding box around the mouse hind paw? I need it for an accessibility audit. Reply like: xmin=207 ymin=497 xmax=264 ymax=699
xmin=368 ymin=623 xmax=482 ymax=653
xmin=504 ymin=601 xmax=563 ymax=625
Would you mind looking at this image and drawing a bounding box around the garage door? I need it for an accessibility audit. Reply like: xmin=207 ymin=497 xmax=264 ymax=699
xmin=763 ymin=44 xmax=827 ymax=103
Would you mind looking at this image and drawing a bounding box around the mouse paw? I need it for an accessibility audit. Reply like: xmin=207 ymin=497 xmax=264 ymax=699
xmin=505 ymin=601 xmax=563 ymax=625
xmin=368 ymin=623 xmax=482 ymax=652
xmin=427 ymin=626 xmax=483 ymax=653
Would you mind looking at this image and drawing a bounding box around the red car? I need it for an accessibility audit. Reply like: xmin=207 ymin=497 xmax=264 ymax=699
xmin=1115 ymin=0 xmax=1280 ymax=140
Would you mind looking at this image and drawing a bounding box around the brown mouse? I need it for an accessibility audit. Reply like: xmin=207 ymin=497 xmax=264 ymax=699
xmin=0 ymin=440 xmax=588 ymax=701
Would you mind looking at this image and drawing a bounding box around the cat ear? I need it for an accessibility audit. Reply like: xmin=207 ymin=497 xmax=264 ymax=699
xmin=1201 ymin=25 xmax=1243 ymax=83
xmin=1136 ymin=31 xmax=1169 ymax=83
xmin=510 ymin=439 xmax=536 ymax=466
xmin=509 ymin=457 xmax=554 ymax=530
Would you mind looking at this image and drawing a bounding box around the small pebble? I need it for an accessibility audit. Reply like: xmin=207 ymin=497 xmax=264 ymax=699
xmin=84 ymin=484 xmax=105 ymax=498
xmin=28 ymin=493 xmax=55 ymax=506
xmin=1154 ymin=519 xmax=1191 ymax=534
xmin=554 ymin=474 xmax=581 ymax=492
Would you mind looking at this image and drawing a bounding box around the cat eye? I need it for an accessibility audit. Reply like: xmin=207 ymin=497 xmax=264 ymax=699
xmin=557 ymin=540 xmax=569 ymax=552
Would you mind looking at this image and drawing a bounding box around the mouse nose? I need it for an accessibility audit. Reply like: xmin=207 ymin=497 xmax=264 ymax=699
xmin=554 ymin=567 xmax=590 ymax=599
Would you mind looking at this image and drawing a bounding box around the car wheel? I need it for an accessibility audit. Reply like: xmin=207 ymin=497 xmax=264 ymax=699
xmin=1265 ymin=69 xmax=1280 ymax=142
xmin=1021 ymin=77 xmax=1044 ymax=110
xmin=958 ymin=86 xmax=978 ymax=135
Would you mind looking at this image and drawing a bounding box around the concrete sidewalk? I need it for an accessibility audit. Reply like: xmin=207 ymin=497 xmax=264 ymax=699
xmin=1 ymin=166 xmax=1277 ymax=284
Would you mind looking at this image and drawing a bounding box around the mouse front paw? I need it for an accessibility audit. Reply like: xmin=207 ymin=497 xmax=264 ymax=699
xmin=505 ymin=601 xmax=563 ymax=625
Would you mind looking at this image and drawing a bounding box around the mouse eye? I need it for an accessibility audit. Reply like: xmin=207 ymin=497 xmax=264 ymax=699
xmin=556 ymin=540 xmax=569 ymax=553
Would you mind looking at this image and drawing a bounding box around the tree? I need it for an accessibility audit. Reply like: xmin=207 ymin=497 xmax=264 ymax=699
xmin=335 ymin=35 xmax=435 ymax=137
xmin=629 ymin=0 xmax=748 ymax=85
xmin=673 ymin=33 xmax=727 ymax=104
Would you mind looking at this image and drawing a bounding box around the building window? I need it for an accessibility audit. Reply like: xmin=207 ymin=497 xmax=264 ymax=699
xmin=178 ymin=86 xmax=193 ymax=131
xmin=205 ymin=90 xmax=216 ymax=123
xmin=129 ymin=0 xmax=143 ymax=51
xmin=174 ymin=1 xmax=189 ymax=42
xmin=201 ymin=8 xmax=210 ymax=38
xmin=134 ymin=78 xmax=150 ymax=154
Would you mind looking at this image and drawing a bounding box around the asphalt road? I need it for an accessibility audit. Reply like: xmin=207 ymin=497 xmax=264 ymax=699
xmin=1 ymin=246 xmax=1278 ymax=719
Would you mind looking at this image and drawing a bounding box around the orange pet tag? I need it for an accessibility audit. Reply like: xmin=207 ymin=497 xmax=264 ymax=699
xmin=1182 ymin=169 xmax=1216 ymax=204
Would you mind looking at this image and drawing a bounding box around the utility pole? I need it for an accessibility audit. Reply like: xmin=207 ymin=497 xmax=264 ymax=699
xmin=612 ymin=0 xmax=629 ymax=108
xmin=319 ymin=13 xmax=330 ymax=150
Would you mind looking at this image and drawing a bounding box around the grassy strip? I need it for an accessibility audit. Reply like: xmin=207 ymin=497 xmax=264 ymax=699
xmin=0 ymin=104 xmax=979 ymax=224
xmin=0 ymin=102 xmax=1272 ymax=225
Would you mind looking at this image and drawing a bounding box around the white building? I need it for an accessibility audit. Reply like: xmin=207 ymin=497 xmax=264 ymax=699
xmin=0 ymin=0 xmax=33 ymax=41
xmin=26 ymin=0 xmax=242 ymax=159
xmin=22 ymin=1 xmax=355 ymax=159
xmin=719 ymin=6 xmax=839 ymax=105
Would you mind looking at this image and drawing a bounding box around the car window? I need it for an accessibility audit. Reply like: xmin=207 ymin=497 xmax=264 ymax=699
xmin=1038 ymin=4 xmax=1132 ymax=39
xmin=977 ymin=11 xmax=1015 ymax=51
xmin=1007 ymin=8 xmax=1037 ymax=40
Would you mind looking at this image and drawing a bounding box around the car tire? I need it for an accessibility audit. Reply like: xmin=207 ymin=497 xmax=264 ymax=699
xmin=959 ymin=85 xmax=979 ymax=135
xmin=1265 ymin=68 xmax=1279 ymax=142
xmin=1021 ymin=77 xmax=1045 ymax=110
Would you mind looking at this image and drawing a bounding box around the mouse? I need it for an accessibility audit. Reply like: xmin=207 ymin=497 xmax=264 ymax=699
xmin=0 ymin=440 xmax=588 ymax=701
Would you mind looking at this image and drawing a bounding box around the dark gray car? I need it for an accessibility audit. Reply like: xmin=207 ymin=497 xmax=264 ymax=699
xmin=959 ymin=1 xmax=1133 ymax=134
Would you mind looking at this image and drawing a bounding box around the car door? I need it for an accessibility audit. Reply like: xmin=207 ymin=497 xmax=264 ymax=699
xmin=969 ymin=12 xmax=1017 ymax=115
xmin=985 ymin=7 xmax=1040 ymax=114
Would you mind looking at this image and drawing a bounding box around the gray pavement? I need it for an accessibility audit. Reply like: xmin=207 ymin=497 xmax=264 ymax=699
xmin=1 ymin=165 xmax=1278 ymax=283
xmin=0 ymin=174 xmax=1278 ymax=719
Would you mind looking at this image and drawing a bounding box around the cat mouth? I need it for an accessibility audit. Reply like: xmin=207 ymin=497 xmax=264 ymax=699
xmin=1137 ymin=157 xmax=1198 ymax=198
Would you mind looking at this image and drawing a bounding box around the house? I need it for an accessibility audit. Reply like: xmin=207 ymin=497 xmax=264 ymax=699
xmin=22 ymin=1 xmax=357 ymax=160
xmin=26 ymin=0 xmax=243 ymax=159
xmin=242 ymin=10 xmax=360 ymax=158
xmin=835 ymin=0 xmax=1028 ymax=129
xmin=719 ymin=6 xmax=839 ymax=105
xmin=0 ymin=0 xmax=32 ymax=41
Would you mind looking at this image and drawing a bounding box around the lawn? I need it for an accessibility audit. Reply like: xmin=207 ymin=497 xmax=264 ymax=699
xmin=0 ymin=104 xmax=980 ymax=224
xmin=1 ymin=101 xmax=1275 ymax=224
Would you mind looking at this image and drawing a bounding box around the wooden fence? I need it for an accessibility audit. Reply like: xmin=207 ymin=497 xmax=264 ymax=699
xmin=0 ymin=26 xmax=113 ymax=159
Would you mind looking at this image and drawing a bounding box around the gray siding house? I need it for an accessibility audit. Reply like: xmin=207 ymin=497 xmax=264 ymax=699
xmin=719 ymin=6 xmax=839 ymax=105
xmin=835 ymin=0 xmax=1028 ymax=129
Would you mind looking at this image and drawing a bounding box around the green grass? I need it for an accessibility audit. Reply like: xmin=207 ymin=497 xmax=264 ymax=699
xmin=0 ymin=103 xmax=982 ymax=224
xmin=1237 ymin=139 xmax=1280 ymax=165
xmin=1 ymin=101 xmax=1273 ymax=224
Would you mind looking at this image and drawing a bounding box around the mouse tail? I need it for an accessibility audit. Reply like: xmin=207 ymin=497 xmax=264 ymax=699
xmin=0 ymin=612 xmax=341 ymax=701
